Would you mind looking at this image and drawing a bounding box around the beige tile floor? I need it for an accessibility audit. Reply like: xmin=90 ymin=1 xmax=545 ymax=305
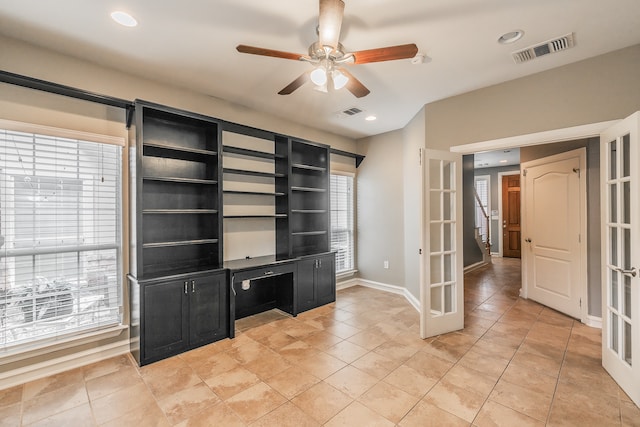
xmin=1 ymin=257 xmax=639 ymax=426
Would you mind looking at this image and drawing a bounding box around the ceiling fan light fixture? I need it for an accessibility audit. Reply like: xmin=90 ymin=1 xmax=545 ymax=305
xmin=332 ymin=69 xmax=349 ymax=90
xmin=310 ymin=66 xmax=327 ymax=86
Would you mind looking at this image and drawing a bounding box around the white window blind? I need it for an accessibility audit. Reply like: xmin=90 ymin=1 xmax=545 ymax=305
xmin=330 ymin=173 xmax=354 ymax=273
xmin=0 ymin=129 xmax=122 ymax=351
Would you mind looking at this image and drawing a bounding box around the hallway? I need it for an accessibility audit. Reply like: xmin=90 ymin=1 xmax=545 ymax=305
xmin=0 ymin=257 xmax=638 ymax=425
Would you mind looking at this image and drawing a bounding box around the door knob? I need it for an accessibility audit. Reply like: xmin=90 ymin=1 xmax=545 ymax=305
xmin=525 ymin=238 xmax=532 ymax=243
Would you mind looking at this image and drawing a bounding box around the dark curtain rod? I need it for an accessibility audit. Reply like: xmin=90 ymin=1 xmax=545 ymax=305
xmin=0 ymin=69 xmax=364 ymax=166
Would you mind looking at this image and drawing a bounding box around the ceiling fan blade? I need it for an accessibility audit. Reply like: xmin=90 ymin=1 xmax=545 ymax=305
xmin=339 ymin=68 xmax=370 ymax=98
xmin=236 ymin=44 xmax=303 ymax=61
xmin=278 ymin=71 xmax=310 ymax=95
xmin=318 ymin=0 xmax=345 ymax=49
xmin=351 ymin=43 xmax=419 ymax=64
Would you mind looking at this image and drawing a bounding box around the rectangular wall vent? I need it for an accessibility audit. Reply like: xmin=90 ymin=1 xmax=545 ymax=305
xmin=512 ymin=33 xmax=575 ymax=64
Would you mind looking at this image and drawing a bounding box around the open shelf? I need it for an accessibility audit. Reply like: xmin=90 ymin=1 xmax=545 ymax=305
xmin=291 ymin=209 xmax=327 ymax=214
xmin=145 ymin=142 xmax=217 ymax=157
xmin=223 ymin=168 xmax=285 ymax=178
xmin=223 ymin=145 xmax=279 ymax=160
xmin=143 ymin=209 xmax=218 ymax=214
xmin=291 ymin=163 xmax=326 ymax=172
xmin=223 ymin=190 xmax=285 ymax=196
xmin=224 ymin=214 xmax=287 ymax=219
xmin=291 ymin=186 xmax=326 ymax=193
xmin=143 ymin=176 xmax=218 ymax=185
xmin=143 ymin=238 xmax=219 ymax=249
xmin=291 ymin=231 xmax=327 ymax=236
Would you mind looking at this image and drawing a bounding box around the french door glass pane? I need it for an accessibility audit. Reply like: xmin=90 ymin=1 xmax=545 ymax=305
xmin=622 ymin=134 xmax=630 ymax=178
xmin=430 ymin=192 xmax=441 ymax=220
xmin=610 ymin=227 xmax=618 ymax=266
xmin=623 ymin=181 xmax=631 ymax=224
xmin=430 ymin=256 xmax=441 ymax=283
xmin=624 ymin=321 xmax=632 ymax=366
xmin=624 ymin=276 xmax=632 ymax=318
xmin=611 ymin=270 xmax=619 ymax=310
xmin=610 ymin=184 xmax=617 ymax=223
xmin=609 ymin=140 xmax=617 ymax=180
xmin=430 ymin=224 xmax=442 ymax=252
xmin=444 ymin=284 xmax=453 ymax=313
xmin=431 ymin=286 xmax=442 ymax=314
xmin=611 ymin=312 xmax=619 ymax=353
xmin=430 ymin=160 xmax=441 ymax=189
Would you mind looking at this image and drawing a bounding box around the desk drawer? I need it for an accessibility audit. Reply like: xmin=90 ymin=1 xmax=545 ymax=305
xmin=232 ymin=263 xmax=296 ymax=283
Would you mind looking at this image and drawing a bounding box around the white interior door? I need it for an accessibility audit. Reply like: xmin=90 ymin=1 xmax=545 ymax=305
xmin=522 ymin=149 xmax=586 ymax=320
xmin=421 ymin=149 xmax=463 ymax=338
xmin=601 ymin=112 xmax=640 ymax=407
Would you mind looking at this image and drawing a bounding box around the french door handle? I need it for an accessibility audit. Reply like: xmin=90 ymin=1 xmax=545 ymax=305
xmin=184 ymin=281 xmax=188 ymax=294
xmin=191 ymin=280 xmax=196 ymax=293
xmin=614 ymin=267 xmax=637 ymax=278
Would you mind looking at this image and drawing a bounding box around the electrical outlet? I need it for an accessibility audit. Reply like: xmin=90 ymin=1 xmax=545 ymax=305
xmin=384 ymin=261 xmax=389 ymax=269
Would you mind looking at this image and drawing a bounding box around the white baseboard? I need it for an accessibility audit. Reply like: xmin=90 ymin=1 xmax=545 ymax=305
xmin=0 ymin=339 xmax=130 ymax=390
xmin=349 ymin=279 xmax=421 ymax=313
xmin=336 ymin=278 xmax=359 ymax=291
xmin=464 ymin=261 xmax=488 ymax=274
xmin=584 ymin=315 xmax=602 ymax=329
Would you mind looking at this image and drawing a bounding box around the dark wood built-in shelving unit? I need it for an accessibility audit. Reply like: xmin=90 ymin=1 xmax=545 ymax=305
xmin=129 ymin=100 xmax=341 ymax=366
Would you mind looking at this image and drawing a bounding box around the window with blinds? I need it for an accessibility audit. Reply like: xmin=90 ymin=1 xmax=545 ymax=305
xmin=474 ymin=176 xmax=490 ymax=243
xmin=330 ymin=173 xmax=354 ymax=273
xmin=0 ymin=128 xmax=122 ymax=351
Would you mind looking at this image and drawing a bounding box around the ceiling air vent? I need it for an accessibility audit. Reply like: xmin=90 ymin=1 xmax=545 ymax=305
xmin=512 ymin=33 xmax=575 ymax=64
xmin=341 ymin=107 xmax=363 ymax=116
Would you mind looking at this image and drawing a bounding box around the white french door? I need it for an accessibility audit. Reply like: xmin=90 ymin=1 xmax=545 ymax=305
xmin=601 ymin=112 xmax=640 ymax=407
xmin=421 ymin=149 xmax=464 ymax=338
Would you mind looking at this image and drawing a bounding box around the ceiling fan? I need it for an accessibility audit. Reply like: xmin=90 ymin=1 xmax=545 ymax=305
xmin=236 ymin=0 xmax=418 ymax=98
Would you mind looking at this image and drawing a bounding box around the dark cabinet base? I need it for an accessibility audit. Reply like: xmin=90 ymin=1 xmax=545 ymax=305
xmin=129 ymin=270 xmax=229 ymax=366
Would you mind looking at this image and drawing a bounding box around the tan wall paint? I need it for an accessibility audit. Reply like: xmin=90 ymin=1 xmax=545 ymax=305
xmin=402 ymin=107 xmax=426 ymax=299
xmin=425 ymin=45 xmax=640 ymax=150
xmin=0 ymin=35 xmax=357 ymax=152
xmin=356 ymin=130 xmax=405 ymax=287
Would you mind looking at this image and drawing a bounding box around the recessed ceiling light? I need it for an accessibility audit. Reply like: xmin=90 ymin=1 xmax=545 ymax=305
xmin=498 ymin=30 xmax=524 ymax=44
xmin=365 ymin=115 xmax=377 ymax=121
xmin=111 ymin=11 xmax=138 ymax=27
xmin=499 ymin=159 xmax=508 ymax=163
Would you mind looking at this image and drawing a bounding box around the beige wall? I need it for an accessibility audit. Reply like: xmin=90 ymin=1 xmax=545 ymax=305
xmin=425 ymin=44 xmax=640 ymax=150
xmin=402 ymin=108 xmax=426 ymax=299
xmin=0 ymin=35 xmax=357 ymax=152
xmin=356 ymin=130 xmax=405 ymax=287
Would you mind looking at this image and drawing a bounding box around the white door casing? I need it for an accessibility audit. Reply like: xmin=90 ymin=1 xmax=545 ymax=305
xmin=421 ymin=149 xmax=464 ymax=338
xmin=601 ymin=112 xmax=640 ymax=407
xmin=522 ymin=149 xmax=586 ymax=320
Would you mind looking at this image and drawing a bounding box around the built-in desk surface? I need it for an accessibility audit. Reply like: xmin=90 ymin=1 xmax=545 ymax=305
xmin=224 ymin=255 xmax=297 ymax=272
xmin=225 ymin=255 xmax=298 ymax=337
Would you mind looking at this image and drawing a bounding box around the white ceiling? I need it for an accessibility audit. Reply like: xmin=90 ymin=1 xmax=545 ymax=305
xmin=474 ymin=148 xmax=520 ymax=169
xmin=1 ymin=0 xmax=639 ymax=139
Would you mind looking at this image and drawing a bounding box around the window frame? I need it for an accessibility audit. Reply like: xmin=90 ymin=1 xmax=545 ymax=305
xmin=330 ymin=171 xmax=356 ymax=275
xmin=0 ymin=120 xmax=125 ymax=356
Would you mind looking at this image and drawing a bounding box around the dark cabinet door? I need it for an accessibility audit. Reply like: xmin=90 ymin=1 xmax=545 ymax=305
xmin=142 ymin=279 xmax=189 ymax=363
xmin=297 ymin=258 xmax=317 ymax=312
xmin=316 ymin=254 xmax=336 ymax=306
xmin=189 ymin=272 xmax=228 ymax=346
